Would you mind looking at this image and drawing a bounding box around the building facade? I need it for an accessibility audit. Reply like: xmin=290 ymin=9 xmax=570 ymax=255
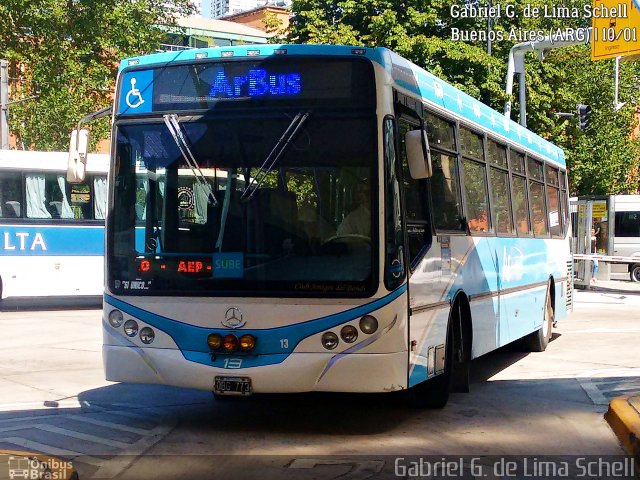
xmin=224 ymin=5 xmax=289 ymax=32
xmin=160 ymin=15 xmax=270 ymax=50
xmin=202 ymin=0 xmax=260 ymax=18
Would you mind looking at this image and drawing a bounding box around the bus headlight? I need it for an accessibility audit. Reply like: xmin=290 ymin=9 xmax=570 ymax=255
xmin=359 ymin=315 xmax=378 ymax=334
xmin=140 ymin=327 xmax=155 ymax=344
xmin=123 ymin=319 xmax=139 ymax=337
xmin=108 ymin=310 xmax=123 ymax=328
xmin=207 ymin=333 xmax=223 ymax=350
xmin=321 ymin=332 xmax=339 ymax=350
xmin=239 ymin=335 xmax=256 ymax=351
xmin=340 ymin=325 xmax=358 ymax=343
xmin=223 ymin=334 xmax=238 ymax=352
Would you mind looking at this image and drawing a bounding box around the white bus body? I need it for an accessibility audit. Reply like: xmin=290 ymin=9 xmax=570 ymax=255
xmin=0 ymin=150 xmax=108 ymax=301
xmin=102 ymin=45 xmax=572 ymax=406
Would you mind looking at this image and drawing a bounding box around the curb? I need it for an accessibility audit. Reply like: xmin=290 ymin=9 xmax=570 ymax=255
xmin=605 ymin=395 xmax=640 ymax=464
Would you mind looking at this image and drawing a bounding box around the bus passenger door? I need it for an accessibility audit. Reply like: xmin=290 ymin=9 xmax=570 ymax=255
xmin=395 ymin=115 xmax=442 ymax=385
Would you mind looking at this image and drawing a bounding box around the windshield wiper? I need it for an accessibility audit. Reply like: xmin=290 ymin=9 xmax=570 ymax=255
xmin=241 ymin=110 xmax=311 ymax=201
xmin=163 ymin=114 xmax=218 ymax=207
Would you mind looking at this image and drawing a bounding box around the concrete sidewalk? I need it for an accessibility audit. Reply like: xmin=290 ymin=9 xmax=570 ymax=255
xmin=595 ymin=277 xmax=640 ymax=463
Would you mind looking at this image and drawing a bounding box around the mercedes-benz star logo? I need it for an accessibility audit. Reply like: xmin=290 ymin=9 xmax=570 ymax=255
xmin=222 ymin=307 xmax=246 ymax=329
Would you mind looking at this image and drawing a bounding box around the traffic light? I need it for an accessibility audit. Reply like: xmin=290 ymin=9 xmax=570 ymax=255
xmin=577 ymin=104 xmax=592 ymax=130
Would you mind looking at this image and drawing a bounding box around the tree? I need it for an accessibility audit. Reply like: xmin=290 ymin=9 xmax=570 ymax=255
xmin=287 ymin=0 xmax=640 ymax=195
xmin=0 ymin=0 xmax=194 ymax=150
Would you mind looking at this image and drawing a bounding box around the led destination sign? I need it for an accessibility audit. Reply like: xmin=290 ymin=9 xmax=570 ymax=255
xmin=207 ymin=68 xmax=302 ymax=98
xmin=116 ymin=58 xmax=376 ymax=114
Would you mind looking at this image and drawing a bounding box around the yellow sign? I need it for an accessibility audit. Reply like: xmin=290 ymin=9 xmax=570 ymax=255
xmin=591 ymin=0 xmax=640 ymax=61
xmin=592 ymin=201 xmax=608 ymax=220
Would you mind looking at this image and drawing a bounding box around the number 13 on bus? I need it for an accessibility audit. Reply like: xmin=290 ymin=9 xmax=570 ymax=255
xmin=70 ymin=45 xmax=572 ymax=407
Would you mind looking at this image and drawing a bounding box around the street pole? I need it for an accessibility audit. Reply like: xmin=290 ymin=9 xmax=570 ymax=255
xmin=1 ymin=59 xmax=9 ymax=150
xmin=504 ymin=28 xmax=591 ymax=126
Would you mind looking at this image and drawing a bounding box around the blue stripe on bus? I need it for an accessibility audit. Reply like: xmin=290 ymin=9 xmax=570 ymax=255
xmin=104 ymin=284 xmax=407 ymax=369
xmin=0 ymin=225 xmax=104 ymax=256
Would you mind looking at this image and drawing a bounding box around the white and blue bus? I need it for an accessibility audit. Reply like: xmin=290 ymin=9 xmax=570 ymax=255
xmin=100 ymin=45 xmax=572 ymax=407
xmin=0 ymin=150 xmax=108 ymax=303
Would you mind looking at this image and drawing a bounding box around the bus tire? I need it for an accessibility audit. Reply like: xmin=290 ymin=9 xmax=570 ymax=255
xmin=523 ymin=282 xmax=554 ymax=352
xmin=406 ymin=332 xmax=451 ymax=409
xmin=406 ymin=299 xmax=469 ymax=408
xmin=450 ymin=298 xmax=471 ymax=394
xmin=630 ymin=264 xmax=640 ymax=283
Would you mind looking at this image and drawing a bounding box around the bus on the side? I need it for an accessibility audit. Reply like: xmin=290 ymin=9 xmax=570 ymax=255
xmin=0 ymin=150 xmax=108 ymax=303
xmin=98 ymin=44 xmax=572 ymax=407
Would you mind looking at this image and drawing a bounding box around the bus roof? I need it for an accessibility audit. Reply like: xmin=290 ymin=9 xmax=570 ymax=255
xmin=119 ymin=44 xmax=565 ymax=167
xmin=0 ymin=150 xmax=109 ymax=174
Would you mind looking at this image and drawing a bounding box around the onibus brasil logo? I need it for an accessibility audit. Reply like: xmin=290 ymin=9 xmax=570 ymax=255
xmin=6 ymin=454 xmax=74 ymax=480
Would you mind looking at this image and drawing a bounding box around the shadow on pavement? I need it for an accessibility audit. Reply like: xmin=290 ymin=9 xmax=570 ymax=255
xmin=0 ymin=348 xmax=635 ymax=479
xmin=0 ymin=296 xmax=102 ymax=312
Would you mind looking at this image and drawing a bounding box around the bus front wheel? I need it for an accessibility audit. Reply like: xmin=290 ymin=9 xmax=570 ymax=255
xmin=630 ymin=264 xmax=640 ymax=283
xmin=405 ymin=333 xmax=451 ymax=409
xmin=405 ymin=301 xmax=469 ymax=408
xmin=523 ymin=283 xmax=554 ymax=352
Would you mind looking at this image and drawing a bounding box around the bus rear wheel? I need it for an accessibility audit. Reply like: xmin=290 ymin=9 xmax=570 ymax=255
xmin=523 ymin=283 xmax=554 ymax=352
xmin=630 ymin=264 xmax=640 ymax=283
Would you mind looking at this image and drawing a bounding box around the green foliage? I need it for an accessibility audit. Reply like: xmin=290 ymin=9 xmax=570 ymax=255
xmin=288 ymin=0 xmax=640 ymax=195
xmin=0 ymin=0 xmax=194 ymax=151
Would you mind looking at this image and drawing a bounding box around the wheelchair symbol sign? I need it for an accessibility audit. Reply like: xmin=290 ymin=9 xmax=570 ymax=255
xmin=126 ymin=78 xmax=145 ymax=109
xmin=119 ymin=70 xmax=152 ymax=114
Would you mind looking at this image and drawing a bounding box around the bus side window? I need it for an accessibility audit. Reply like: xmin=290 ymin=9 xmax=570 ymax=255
xmin=0 ymin=171 xmax=23 ymax=218
xmin=424 ymin=112 xmax=462 ymax=231
xmin=510 ymin=150 xmax=530 ymax=236
xmin=93 ymin=175 xmax=108 ymax=220
xmin=529 ymin=180 xmax=548 ymax=236
xmin=460 ymin=127 xmax=490 ymax=234
xmin=398 ymin=117 xmax=431 ymax=268
xmin=463 ymin=159 xmax=490 ymax=233
xmin=383 ymin=117 xmax=405 ymax=289
xmin=25 ymin=173 xmax=73 ymax=219
xmin=69 ymin=180 xmax=92 ymax=220
xmin=546 ymin=165 xmax=561 ymax=237
xmin=560 ymin=170 xmax=569 ymax=236
xmin=487 ymin=141 xmax=513 ymax=235
xmin=512 ymin=175 xmax=531 ymax=235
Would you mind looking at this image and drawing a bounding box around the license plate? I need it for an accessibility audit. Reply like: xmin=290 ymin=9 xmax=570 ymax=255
xmin=214 ymin=376 xmax=252 ymax=396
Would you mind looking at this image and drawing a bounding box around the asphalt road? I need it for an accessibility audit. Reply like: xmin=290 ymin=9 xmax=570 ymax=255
xmin=1 ymin=282 xmax=639 ymax=479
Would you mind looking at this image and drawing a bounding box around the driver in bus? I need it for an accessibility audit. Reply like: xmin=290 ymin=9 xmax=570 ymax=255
xmin=337 ymin=181 xmax=371 ymax=238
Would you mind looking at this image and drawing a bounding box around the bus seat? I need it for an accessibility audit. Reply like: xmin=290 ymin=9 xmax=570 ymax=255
xmin=247 ymin=189 xmax=298 ymax=229
xmin=210 ymin=189 xmax=243 ymax=251
xmin=299 ymin=204 xmax=335 ymax=243
xmin=245 ymin=189 xmax=305 ymax=254
xmin=49 ymin=201 xmax=63 ymax=218
xmin=4 ymin=201 xmax=21 ymax=218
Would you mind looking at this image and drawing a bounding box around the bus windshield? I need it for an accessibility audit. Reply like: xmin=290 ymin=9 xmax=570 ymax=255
xmin=110 ymin=112 xmax=377 ymax=297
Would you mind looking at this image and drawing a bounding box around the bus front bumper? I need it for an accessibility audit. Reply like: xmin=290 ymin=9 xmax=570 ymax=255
xmin=103 ymin=345 xmax=408 ymax=394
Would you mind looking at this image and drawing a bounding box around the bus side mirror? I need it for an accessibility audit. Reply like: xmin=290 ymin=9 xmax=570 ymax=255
xmin=405 ymin=129 xmax=432 ymax=179
xmin=68 ymin=129 xmax=89 ymax=184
